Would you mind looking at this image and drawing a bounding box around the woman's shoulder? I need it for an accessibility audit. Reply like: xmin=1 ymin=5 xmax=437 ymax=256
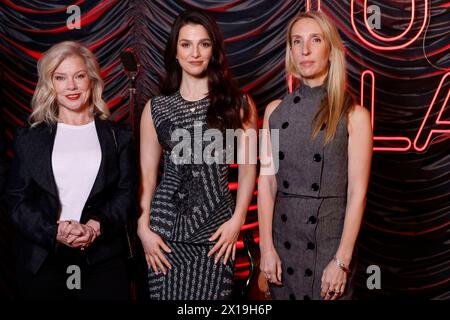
xmin=347 ymin=104 xmax=370 ymax=123
xmin=15 ymin=125 xmax=32 ymax=137
xmin=145 ymin=93 xmax=175 ymax=110
xmin=11 ymin=123 xmax=52 ymax=153
xmin=108 ymin=120 xmax=131 ymax=131
xmin=264 ymin=93 xmax=291 ymax=120
xmin=266 ymin=99 xmax=283 ymax=113
xmin=149 ymin=92 xmax=179 ymax=106
xmin=97 ymin=118 xmax=133 ymax=144
xmin=107 ymin=120 xmax=132 ymax=134
xmin=14 ymin=122 xmax=51 ymax=139
xmin=346 ymin=104 xmax=371 ymax=134
xmin=145 ymin=92 xmax=180 ymax=121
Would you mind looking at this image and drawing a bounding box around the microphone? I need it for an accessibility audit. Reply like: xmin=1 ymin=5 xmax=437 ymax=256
xmin=120 ymin=48 xmax=139 ymax=74
xmin=120 ymin=48 xmax=140 ymax=135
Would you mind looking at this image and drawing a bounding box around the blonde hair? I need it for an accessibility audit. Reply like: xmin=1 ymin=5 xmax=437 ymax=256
xmin=30 ymin=41 xmax=109 ymax=126
xmin=285 ymin=12 xmax=353 ymax=144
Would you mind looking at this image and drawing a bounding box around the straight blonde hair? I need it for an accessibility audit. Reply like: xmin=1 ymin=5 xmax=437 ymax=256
xmin=30 ymin=41 xmax=109 ymax=126
xmin=285 ymin=12 xmax=353 ymax=144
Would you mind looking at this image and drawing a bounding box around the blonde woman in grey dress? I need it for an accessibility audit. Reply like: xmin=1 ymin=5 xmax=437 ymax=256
xmin=258 ymin=12 xmax=372 ymax=300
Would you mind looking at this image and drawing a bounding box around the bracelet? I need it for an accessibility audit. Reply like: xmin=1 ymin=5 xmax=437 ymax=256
xmin=333 ymin=256 xmax=350 ymax=274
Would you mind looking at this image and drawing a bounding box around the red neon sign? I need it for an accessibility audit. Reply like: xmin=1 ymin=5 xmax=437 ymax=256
xmin=351 ymin=0 xmax=429 ymax=51
xmin=363 ymin=0 xmax=415 ymax=42
xmin=289 ymin=1 xmax=449 ymax=153
xmin=289 ymin=71 xmax=449 ymax=153
xmin=413 ymin=73 xmax=450 ymax=152
xmin=361 ymin=70 xmax=412 ymax=152
xmin=362 ymin=71 xmax=450 ymax=152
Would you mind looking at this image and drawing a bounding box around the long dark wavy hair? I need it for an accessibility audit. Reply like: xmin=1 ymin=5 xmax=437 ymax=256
xmin=161 ymin=10 xmax=249 ymax=130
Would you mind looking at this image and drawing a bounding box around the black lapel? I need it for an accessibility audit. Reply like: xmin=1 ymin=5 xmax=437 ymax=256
xmin=28 ymin=124 xmax=59 ymax=198
xmin=86 ymin=118 xmax=115 ymax=200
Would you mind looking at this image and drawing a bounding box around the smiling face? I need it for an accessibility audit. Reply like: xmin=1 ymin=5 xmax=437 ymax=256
xmin=52 ymin=55 xmax=91 ymax=116
xmin=176 ymin=23 xmax=213 ymax=78
xmin=289 ymin=17 xmax=330 ymax=86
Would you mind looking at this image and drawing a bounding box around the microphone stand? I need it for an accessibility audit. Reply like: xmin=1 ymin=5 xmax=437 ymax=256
xmin=127 ymin=70 xmax=138 ymax=138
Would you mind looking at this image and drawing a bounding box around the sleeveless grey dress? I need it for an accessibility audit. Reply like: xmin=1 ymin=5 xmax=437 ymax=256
xmin=147 ymin=91 xmax=235 ymax=300
xmin=268 ymin=84 xmax=354 ymax=300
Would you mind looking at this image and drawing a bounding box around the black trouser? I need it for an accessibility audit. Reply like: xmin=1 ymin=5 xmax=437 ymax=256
xmin=16 ymin=246 xmax=130 ymax=300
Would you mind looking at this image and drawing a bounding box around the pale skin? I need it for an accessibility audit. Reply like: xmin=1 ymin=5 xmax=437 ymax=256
xmin=258 ymin=17 xmax=373 ymax=300
xmin=51 ymin=55 xmax=101 ymax=248
xmin=137 ymin=23 xmax=257 ymax=275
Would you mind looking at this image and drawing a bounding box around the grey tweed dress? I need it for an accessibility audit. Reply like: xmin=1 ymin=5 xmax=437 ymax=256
xmin=268 ymin=84 xmax=355 ymax=300
xmin=147 ymin=91 xmax=235 ymax=300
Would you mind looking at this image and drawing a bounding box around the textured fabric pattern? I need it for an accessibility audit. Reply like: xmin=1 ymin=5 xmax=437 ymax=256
xmin=148 ymin=242 xmax=234 ymax=300
xmin=268 ymin=84 xmax=353 ymax=300
xmin=148 ymin=92 xmax=235 ymax=300
xmin=269 ymin=83 xmax=348 ymax=197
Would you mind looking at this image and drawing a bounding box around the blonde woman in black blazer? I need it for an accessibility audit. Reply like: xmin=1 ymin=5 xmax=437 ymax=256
xmin=6 ymin=41 xmax=138 ymax=300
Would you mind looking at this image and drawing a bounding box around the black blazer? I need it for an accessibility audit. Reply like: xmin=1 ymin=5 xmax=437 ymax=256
xmin=6 ymin=118 xmax=138 ymax=274
xmin=0 ymin=128 xmax=8 ymax=195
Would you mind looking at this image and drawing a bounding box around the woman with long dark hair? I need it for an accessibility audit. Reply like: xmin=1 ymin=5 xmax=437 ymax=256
xmin=138 ymin=10 xmax=257 ymax=300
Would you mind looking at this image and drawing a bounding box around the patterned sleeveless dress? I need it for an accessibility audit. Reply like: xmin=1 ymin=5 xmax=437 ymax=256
xmin=147 ymin=91 xmax=235 ymax=300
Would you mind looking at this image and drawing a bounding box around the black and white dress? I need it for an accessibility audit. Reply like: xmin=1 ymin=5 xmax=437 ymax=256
xmin=147 ymin=91 xmax=235 ymax=300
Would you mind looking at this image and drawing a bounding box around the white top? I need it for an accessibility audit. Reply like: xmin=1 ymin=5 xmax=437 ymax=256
xmin=52 ymin=121 xmax=102 ymax=222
